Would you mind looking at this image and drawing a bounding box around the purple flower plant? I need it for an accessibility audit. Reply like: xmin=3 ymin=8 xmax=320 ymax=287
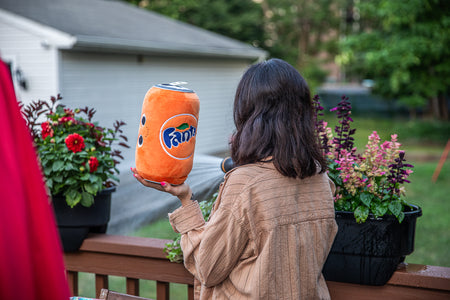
xmin=312 ymin=94 xmax=330 ymax=154
xmin=314 ymin=95 xmax=414 ymax=223
xmin=330 ymin=95 xmax=357 ymax=158
xmin=387 ymin=151 xmax=414 ymax=195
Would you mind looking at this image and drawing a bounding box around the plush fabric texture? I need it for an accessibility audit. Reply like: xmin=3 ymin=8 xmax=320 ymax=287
xmin=169 ymin=162 xmax=338 ymax=299
xmin=135 ymin=86 xmax=199 ymax=184
xmin=0 ymin=60 xmax=70 ymax=300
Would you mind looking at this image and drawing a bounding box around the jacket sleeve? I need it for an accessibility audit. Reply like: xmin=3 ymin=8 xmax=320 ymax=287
xmin=169 ymin=200 xmax=249 ymax=287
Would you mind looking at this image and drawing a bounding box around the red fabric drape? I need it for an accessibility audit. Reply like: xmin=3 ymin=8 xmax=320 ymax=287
xmin=0 ymin=60 xmax=70 ymax=299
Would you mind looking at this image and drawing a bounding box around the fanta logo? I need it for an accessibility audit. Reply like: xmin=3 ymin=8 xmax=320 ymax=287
xmin=159 ymin=114 xmax=198 ymax=160
xmin=163 ymin=124 xmax=196 ymax=149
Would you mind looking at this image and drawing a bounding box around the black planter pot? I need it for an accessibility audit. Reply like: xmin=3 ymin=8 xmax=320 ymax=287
xmin=52 ymin=187 xmax=115 ymax=252
xmin=322 ymin=204 xmax=422 ymax=285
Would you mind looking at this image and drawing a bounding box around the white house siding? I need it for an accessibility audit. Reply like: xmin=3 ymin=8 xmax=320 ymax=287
xmin=58 ymin=51 xmax=253 ymax=234
xmin=59 ymin=50 xmax=249 ymax=172
xmin=0 ymin=13 xmax=59 ymax=103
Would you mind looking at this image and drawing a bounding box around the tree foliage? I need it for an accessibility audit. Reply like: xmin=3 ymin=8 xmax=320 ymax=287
xmin=338 ymin=0 xmax=450 ymax=119
xmin=125 ymin=0 xmax=266 ymax=48
xmin=257 ymin=0 xmax=346 ymax=91
xmin=123 ymin=0 xmax=347 ymax=92
xmin=259 ymin=0 xmax=343 ymax=66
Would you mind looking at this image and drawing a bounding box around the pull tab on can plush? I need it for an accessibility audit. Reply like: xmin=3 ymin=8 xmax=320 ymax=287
xmin=135 ymin=82 xmax=200 ymax=185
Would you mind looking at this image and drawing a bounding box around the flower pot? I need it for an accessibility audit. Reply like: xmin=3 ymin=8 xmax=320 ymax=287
xmin=322 ymin=204 xmax=422 ymax=285
xmin=52 ymin=187 xmax=116 ymax=252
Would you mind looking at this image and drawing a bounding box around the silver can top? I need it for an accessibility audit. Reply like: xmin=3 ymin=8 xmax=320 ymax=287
xmin=155 ymin=82 xmax=194 ymax=93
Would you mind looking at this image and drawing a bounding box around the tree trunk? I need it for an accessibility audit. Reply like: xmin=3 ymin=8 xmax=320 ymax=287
xmin=438 ymin=93 xmax=449 ymax=120
xmin=430 ymin=96 xmax=441 ymax=119
xmin=429 ymin=94 xmax=449 ymax=120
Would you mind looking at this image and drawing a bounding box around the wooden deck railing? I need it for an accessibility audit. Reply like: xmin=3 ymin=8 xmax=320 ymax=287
xmin=64 ymin=234 xmax=450 ymax=300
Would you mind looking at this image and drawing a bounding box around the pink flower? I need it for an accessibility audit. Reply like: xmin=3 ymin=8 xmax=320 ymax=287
xmin=381 ymin=141 xmax=391 ymax=150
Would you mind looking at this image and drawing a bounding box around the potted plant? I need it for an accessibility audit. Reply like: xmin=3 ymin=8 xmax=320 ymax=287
xmin=313 ymin=95 xmax=422 ymax=285
xmin=21 ymin=94 xmax=129 ymax=251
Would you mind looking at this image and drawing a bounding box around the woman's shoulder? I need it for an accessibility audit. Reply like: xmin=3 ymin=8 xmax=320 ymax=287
xmin=225 ymin=163 xmax=332 ymax=196
xmin=218 ymin=163 xmax=272 ymax=211
xmin=223 ymin=162 xmax=278 ymax=193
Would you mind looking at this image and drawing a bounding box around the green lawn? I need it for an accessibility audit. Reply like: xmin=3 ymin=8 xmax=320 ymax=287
xmin=323 ymin=114 xmax=449 ymax=153
xmin=404 ymin=160 xmax=450 ymax=267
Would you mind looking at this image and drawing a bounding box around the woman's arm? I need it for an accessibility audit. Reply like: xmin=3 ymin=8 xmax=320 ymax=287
xmin=169 ymin=200 xmax=249 ymax=287
xmin=131 ymin=167 xmax=249 ymax=286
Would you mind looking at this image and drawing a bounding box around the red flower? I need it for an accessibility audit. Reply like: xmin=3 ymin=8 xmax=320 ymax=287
xmin=88 ymin=156 xmax=99 ymax=173
xmin=65 ymin=133 xmax=85 ymax=153
xmin=41 ymin=121 xmax=54 ymax=139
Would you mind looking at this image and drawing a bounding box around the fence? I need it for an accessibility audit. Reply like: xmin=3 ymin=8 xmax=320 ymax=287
xmin=64 ymin=234 xmax=450 ymax=300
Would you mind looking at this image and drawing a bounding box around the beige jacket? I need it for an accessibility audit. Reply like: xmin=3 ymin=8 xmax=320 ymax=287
xmin=169 ymin=162 xmax=337 ymax=299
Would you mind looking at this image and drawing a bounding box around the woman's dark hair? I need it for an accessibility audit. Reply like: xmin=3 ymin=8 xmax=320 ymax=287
xmin=230 ymin=58 xmax=327 ymax=179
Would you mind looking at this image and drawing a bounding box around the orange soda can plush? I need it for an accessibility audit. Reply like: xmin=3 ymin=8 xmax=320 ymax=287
xmin=135 ymin=82 xmax=200 ymax=185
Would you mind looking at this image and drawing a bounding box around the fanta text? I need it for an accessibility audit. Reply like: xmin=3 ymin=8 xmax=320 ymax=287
xmin=163 ymin=126 xmax=196 ymax=149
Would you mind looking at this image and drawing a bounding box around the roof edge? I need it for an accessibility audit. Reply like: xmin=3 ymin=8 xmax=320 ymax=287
xmin=73 ymin=35 xmax=268 ymax=61
xmin=0 ymin=9 xmax=76 ymax=49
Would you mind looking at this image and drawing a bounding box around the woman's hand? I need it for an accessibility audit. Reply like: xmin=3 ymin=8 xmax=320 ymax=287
xmin=131 ymin=167 xmax=193 ymax=206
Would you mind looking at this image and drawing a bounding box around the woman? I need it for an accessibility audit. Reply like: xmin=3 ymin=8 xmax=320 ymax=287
xmin=132 ymin=58 xmax=337 ymax=299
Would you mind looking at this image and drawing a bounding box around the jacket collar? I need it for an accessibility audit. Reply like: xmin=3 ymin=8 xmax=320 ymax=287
xmin=223 ymin=159 xmax=275 ymax=179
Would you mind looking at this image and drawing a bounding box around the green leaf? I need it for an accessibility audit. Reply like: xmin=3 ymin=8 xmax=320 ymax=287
xmin=65 ymin=189 xmax=81 ymax=208
xmin=44 ymin=166 xmax=52 ymax=176
xmin=89 ymin=174 xmax=99 ymax=183
xmin=65 ymin=162 xmax=75 ymax=171
xmin=84 ymin=183 xmax=98 ymax=195
xmin=389 ymin=201 xmax=402 ymax=217
xmin=80 ymin=173 xmax=90 ymax=181
xmin=360 ymin=193 xmax=373 ymax=207
xmin=176 ymin=123 xmax=189 ymax=130
xmin=382 ymin=194 xmax=391 ymax=202
xmin=46 ymin=178 xmax=53 ymax=189
xmin=78 ymin=152 xmax=89 ymax=158
xmin=81 ymin=191 xmax=94 ymax=207
xmin=354 ymin=206 xmax=369 ymax=224
xmin=52 ymin=160 xmax=64 ymax=172
xmin=397 ymin=212 xmax=405 ymax=223
xmin=372 ymin=202 xmax=388 ymax=218
xmin=66 ymin=177 xmax=77 ymax=185
xmin=53 ymin=175 xmax=63 ymax=183
xmin=53 ymin=184 xmax=64 ymax=195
